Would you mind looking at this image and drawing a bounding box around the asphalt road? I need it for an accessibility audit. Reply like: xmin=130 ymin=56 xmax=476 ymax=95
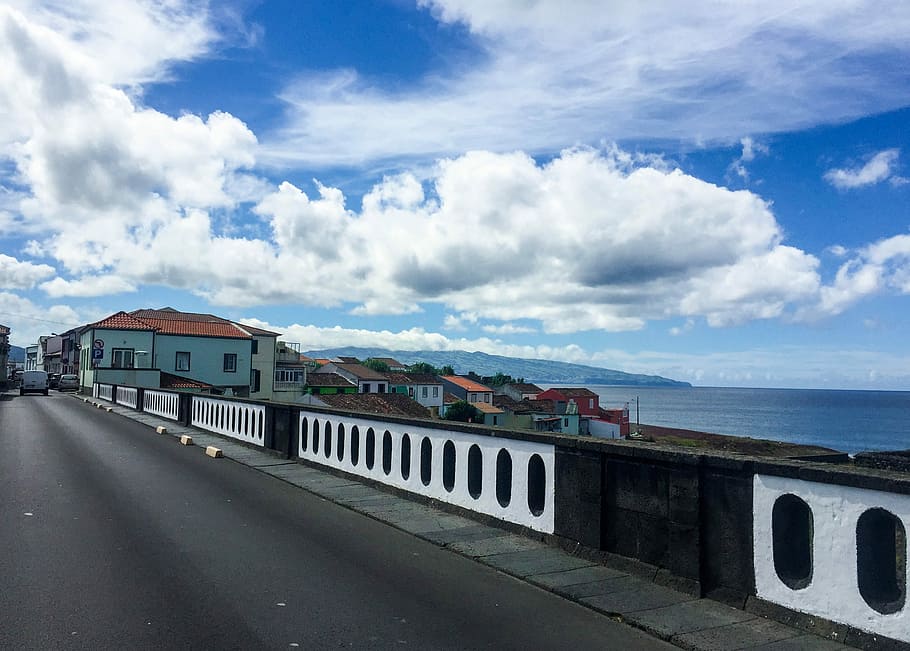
xmin=0 ymin=390 xmax=672 ymax=650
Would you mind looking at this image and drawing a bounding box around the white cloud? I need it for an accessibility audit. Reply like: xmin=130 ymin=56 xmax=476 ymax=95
xmin=799 ymin=233 xmax=910 ymax=318
xmin=728 ymin=136 xmax=768 ymax=181
xmin=481 ymin=323 xmax=536 ymax=335
xmin=40 ymin=275 xmax=137 ymax=298
xmin=264 ymin=2 xmax=910 ymax=167
xmin=823 ymin=149 xmax=901 ymax=189
xmin=0 ymin=254 xmax=55 ymax=289
xmin=0 ymin=291 xmax=84 ymax=346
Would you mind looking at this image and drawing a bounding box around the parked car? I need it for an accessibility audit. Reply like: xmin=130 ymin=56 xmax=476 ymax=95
xmin=48 ymin=373 xmax=61 ymax=389
xmin=58 ymin=374 xmax=79 ymax=392
xmin=20 ymin=370 xmax=49 ymax=396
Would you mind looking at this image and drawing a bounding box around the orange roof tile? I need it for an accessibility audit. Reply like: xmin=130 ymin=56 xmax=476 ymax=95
xmin=441 ymin=375 xmax=493 ymax=392
xmin=89 ymin=311 xmax=156 ymax=331
xmin=140 ymin=317 xmax=250 ymax=339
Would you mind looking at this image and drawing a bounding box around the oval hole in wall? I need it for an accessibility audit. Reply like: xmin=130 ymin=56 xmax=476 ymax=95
xmin=857 ymin=507 xmax=907 ymax=615
xmin=420 ymin=437 xmax=432 ymax=486
xmin=772 ymin=493 xmax=814 ymax=590
xmin=300 ymin=417 xmax=309 ymax=452
xmin=313 ymin=418 xmax=320 ymax=455
xmin=382 ymin=430 xmax=393 ymax=476
xmin=527 ymin=454 xmax=546 ymax=517
xmin=337 ymin=423 xmax=345 ymax=462
xmin=351 ymin=426 xmax=360 ymax=466
xmin=324 ymin=421 xmax=332 ymax=458
xmin=365 ymin=428 xmax=375 ymax=470
xmin=443 ymin=441 xmax=456 ymax=493
xmin=496 ymin=449 xmax=512 ymax=508
xmin=468 ymin=444 xmax=483 ymax=499
xmin=401 ymin=434 xmax=411 ymax=480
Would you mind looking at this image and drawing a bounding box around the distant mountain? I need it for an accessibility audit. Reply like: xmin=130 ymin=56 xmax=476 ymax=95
xmin=8 ymin=345 xmax=25 ymax=363
xmin=304 ymin=347 xmax=690 ymax=387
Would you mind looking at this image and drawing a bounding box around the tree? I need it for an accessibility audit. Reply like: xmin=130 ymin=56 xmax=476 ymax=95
xmin=440 ymin=364 xmax=454 ymax=376
xmin=444 ymin=401 xmax=483 ymax=423
xmin=408 ymin=361 xmax=438 ymax=375
xmin=363 ymin=358 xmax=390 ymax=373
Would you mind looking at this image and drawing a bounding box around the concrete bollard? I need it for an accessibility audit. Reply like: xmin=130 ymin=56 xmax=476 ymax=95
xmin=205 ymin=446 xmax=223 ymax=458
xmin=180 ymin=435 xmax=193 ymax=446
xmin=156 ymin=426 xmax=168 ymax=435
xmin=105 ymin=407 xmax=112 ymax=412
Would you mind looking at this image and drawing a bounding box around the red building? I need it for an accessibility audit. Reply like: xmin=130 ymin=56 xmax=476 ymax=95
xmin=535 ymin=387 xmax=601 ymax=416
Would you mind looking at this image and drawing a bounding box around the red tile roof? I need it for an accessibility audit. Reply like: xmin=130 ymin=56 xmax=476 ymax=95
xmin=140 ymin=317 xmax=251 ymax=339
xmin=544 ymin=387 xmax=599 ymax=398
xmin=441 ymin=375 xmax=493 ymax=392
xmin=306 ymin=373 xmax=356 ymax=388
xmin=160 ymin=372 xmax=212 ymax=390
xmin=89 ymin=311 xmax=156 ymax=331
xmin=89 ymin=308 xmax=252 ymax=338
xmin=316 ymin=393 xmax=431 ymax=418
xmin=384 ymin=372 xmax=441 ymax=385
xmin=234 ymin=322 xmax=281 ymax=337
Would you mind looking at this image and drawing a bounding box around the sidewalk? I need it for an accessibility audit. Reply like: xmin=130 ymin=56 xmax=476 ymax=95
xmin=80 ymin=395 xmax=854 ymax=651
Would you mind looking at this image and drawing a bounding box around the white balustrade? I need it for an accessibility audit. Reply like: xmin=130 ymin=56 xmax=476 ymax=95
xmin=753 ymin=474 xmax=910 ymax=643
xmin=116 ymin=386 xmax=138 ymax=408
xmin=94 ymin=383 xmax=113 ymax=401
xmin=191 ymin=396 xmax=265 ymax=447
xmin=143 ymin=389 xmax=180 ymax=421
xmin=298 ymin=412 xmax=555 ymax=533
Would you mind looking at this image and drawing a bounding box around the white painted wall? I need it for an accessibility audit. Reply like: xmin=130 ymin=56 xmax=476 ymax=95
xmin=753 ymin=474 xmax=909 ymax=643
xmin=298 ymin=412 xmax=555 ymax=533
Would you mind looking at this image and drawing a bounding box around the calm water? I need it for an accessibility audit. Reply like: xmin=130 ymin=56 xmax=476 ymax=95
xmin=544 ymin=385 xmax=910 ymax=455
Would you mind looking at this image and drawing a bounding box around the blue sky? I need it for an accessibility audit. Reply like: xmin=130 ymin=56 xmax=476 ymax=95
xmin=1 ymin=1 xmax=910 ymax=389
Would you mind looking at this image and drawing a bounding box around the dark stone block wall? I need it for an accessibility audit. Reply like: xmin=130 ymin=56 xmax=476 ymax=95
xmin=600 ymin=455 xmax=702 ymax=587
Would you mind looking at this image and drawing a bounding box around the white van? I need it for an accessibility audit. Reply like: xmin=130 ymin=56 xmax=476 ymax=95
xmin=20 ymin=370 xmax=49 ymax=396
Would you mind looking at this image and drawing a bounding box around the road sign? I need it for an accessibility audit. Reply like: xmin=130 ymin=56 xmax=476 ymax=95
xmin=92 ymin=348 xmax=103 ymax=360
xmin=93 ymin=339 xmax=104 ymax=349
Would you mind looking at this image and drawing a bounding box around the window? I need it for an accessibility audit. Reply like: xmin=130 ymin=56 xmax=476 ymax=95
xmin=223 ymin=353 xmax=237 ymax=372
xmin=422 ymin=386 xmax=428 ymax=398
xmin=250 ymin=369 xmax=261 ymax=393
xmin=251 ymin=339 xmax=258 ymax=355
xmin=111 ymin=348 xmax=134 ymax=369
xmin=378 ymin=383 xmax=385 ymax=393
xmin=564 ymin=418 xmax=569 ymax=427
xmin=470 ymin=393 xmax=477 ymax=402
xmin=589 ymin=398 xmax=595 ymax=409
xmin=433 ymin=386 xmax=439 ymax=397
xmin=363 ymin=383 xmax=371 ymax=393
xmin=175 ymin=351 xmax=190 ymax=372
xmin=408 ymin=387 xmax=414 ymax=397
xmin=274 ymin=369 xmax=303 ymax=382
xmin=485 ymin=393 xmax=490 ymax=403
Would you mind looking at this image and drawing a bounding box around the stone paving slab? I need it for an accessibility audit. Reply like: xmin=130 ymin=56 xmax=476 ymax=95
xmin=672 ymin=617 xmax=801 ymax=651
xmin=421 ymin=524 xmax=513 ymax=546
xmin=623 ymin=599 xmax=758 ymax=639
xmin=395 ymin=515 xmax=479 ymax=535
xmin=749 ymin=634 xmax=851 ymax=650
xmin=557 ymin=575 xmax=647 ymax=600
xmin=527 ymin=564 xmax=629 ymax=589
xmin=483 ymin=548 xmax=594 ymax=576
xmin=448 ymin=534 xmax=546 ymax=558
xmin=582 ymin=582 xmax=696 ymax=615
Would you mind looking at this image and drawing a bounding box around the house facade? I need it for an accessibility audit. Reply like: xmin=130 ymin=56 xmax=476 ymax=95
xmin=314 ymin=362 xmax=388 ymax=393
xmin=440 ymin=375 xmax=494 ymax=405
xmin=535 ymin=387 xmax=600 ymax=416
xmin=79 ymin=309 xmax=262 ymax=396
xmin=385 ymin=372 xmax=443 ymax=412
xmin=500 ymin=382 xmax=543 ymax=401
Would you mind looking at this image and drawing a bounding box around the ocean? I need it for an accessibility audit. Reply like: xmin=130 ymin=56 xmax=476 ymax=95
xmin=543 ymin=385 xmax=910 ymax=455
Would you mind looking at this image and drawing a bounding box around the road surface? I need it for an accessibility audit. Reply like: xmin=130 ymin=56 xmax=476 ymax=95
xmin=0 ymin=390 xmax=672 ymax=649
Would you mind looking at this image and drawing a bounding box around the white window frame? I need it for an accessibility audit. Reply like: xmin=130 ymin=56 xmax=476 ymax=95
xmin=223 ymin=353 xmax=237 ymax=373
xmin=176 ymin=351 xmax=191 ymax=372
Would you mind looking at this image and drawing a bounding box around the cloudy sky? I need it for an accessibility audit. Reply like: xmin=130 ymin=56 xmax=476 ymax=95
xmin=1 ymin=0 xmax=909 ymax=389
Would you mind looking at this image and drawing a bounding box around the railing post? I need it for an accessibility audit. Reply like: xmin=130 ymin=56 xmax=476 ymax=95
xmin=136 ymin=387 xmax=145 ymax=412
